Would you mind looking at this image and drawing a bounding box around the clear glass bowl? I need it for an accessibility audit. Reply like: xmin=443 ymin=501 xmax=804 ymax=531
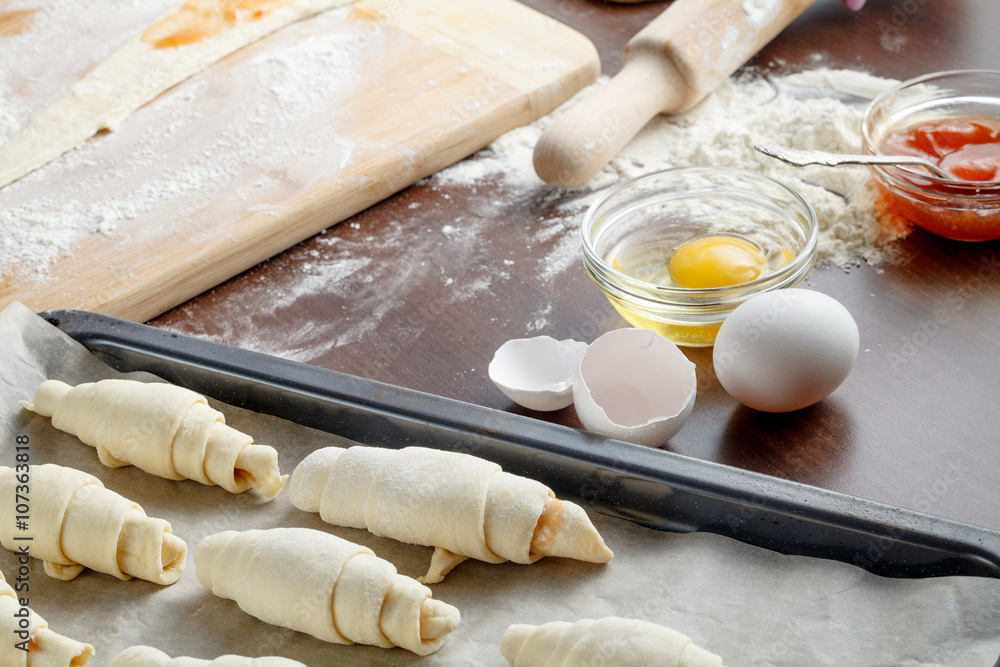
xmin=581 ymin=167 xmax=818 ymax=347
xmin=862 ymin=69 xmax=1000 ymax=242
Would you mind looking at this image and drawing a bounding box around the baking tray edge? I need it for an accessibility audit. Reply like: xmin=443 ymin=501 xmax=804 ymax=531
xmin=40 ymin=309 xmax=1000 ymax=581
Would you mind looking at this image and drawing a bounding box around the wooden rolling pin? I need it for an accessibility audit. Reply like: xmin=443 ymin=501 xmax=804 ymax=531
xmin=533 ymin=0 xmax=817 ymax=187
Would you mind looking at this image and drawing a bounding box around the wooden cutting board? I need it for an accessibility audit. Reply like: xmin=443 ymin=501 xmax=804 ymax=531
xmin=0 ymin=0 xmax=598 ymax=322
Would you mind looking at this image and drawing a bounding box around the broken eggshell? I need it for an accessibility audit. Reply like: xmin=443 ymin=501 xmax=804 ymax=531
xmin=573 ymin=328 xmax=696 ymax=446
xmin=489 ymin=336 xmax=589 ymax=411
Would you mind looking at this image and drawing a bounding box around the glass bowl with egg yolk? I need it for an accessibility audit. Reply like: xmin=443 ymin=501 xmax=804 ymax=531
xmin=581 ymin=167 xmax=817 ymax=347
xmin=862 ymin=69 xmax=1000 ymax=241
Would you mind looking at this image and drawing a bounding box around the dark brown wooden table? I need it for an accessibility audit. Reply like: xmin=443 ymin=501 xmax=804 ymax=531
xmin=152 ymin=0 xmax=1000 ymax=533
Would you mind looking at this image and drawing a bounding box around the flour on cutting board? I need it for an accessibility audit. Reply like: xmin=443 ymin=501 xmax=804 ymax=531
xmin=0 ymin=81 xmax=23 ymax=146
xmin=742 ymin=0 xmax=783 ymax=29
xmin=0 ymin=0 xmax=174 ymax=140
xmin=0 ymin=4 xmax=362 ymax=276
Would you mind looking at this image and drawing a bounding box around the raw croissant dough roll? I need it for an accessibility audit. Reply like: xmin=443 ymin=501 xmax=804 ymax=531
xmin=195 ymin=527 xmax=460 ymax=656
xmin=110 ymin=646 xmax=304 ymax=667
xmin=0 ymin=568 xmax=94 ymax=666
xmin=289 ymin=446 xmax=613 ymax=583
xmin=501 ymin=617 xmax=725 ymax=667
xmin=24 ymin=379 xmax=286 ymax=498
xmin=0 ymin=464 xmax=186 ymax=584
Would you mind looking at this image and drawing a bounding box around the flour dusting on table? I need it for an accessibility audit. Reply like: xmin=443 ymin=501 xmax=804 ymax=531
xmin=163 ymin=67 xmax=904 ymax=362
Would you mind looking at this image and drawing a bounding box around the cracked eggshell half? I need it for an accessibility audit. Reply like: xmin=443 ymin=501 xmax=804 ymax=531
xmin=572 ymin=328 xmax=697 ymax=446
xmin=489 ymin=336 xmax=589 ymax=411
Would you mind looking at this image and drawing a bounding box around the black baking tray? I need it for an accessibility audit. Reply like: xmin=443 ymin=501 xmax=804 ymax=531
xmin=43 ymin=309 xmax=1000 ymax=581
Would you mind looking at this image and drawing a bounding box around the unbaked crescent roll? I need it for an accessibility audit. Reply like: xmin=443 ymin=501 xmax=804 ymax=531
xmin=195 ymin=527 xmax=460 ymax=656
xmin=289 ymin=446 xmax=613 ymax=583
xmin=0 ymin=568 xmax=94 ymax=666
xmin=501 ymin=617 xmax=725 ymax=667
xmin=23 ymin=379 xmax=286 ymax=498
xmin=110 ymin=645 xmax=304 ymax=666
xmin=0 ymin=464 xmax=186 ymax=584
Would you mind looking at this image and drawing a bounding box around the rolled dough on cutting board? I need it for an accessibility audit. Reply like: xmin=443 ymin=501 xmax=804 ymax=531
xmin=0 ymin=0 xmax=351 ymax=190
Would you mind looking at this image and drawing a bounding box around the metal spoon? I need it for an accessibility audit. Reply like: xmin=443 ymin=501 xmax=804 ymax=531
xmin=754 ymin=143 xmax=956 ymax=180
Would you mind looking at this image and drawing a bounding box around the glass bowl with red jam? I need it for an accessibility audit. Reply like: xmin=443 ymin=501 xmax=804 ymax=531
xmin=862 ymin=70 xmax=1000 ymax=241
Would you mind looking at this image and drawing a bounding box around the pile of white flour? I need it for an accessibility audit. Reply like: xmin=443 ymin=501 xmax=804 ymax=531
xmin=435 ymin=67 xmax=905 ymax=269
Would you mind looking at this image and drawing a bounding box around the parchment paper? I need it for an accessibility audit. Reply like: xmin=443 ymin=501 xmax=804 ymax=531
xmin=1 ymin=301 xmax=998 ymax=666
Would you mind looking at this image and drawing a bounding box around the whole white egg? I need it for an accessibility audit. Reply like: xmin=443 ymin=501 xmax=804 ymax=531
xmin=713 ymin=288 xmax=859 ymax=412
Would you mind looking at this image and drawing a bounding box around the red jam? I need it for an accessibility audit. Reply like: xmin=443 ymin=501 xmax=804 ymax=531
xmin=881 ymin=118 xmax=1000 ymax=181
xmin=875 ymin=118 xmax=1000 ymax=241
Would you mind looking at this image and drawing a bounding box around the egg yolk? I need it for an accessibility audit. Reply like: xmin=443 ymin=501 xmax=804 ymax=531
xmin=668 ymin=236 xmax=767 ymax=289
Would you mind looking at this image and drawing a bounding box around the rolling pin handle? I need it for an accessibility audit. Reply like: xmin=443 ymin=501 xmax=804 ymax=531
xmin=533 ymin=0 xmax=819 ymax=188
xmin=532 ymin=56 xmax=683 ymax=188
